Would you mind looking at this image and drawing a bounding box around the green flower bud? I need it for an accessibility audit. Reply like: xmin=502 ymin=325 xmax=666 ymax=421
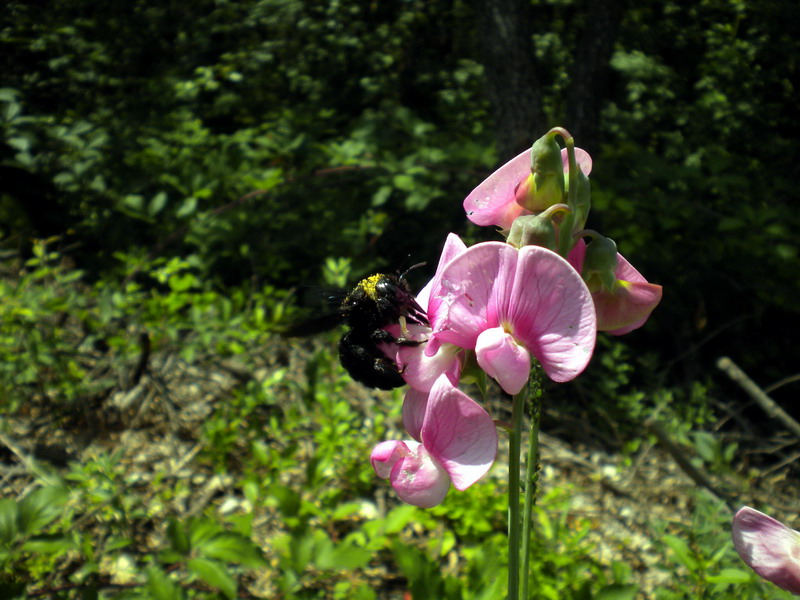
xmin=516 ymin=132 xmax=565 ymax=212
xmin=583 ymin=234 xmax=618 ymax=291
xmin=507 ymin=213 xmax=557 ymax=250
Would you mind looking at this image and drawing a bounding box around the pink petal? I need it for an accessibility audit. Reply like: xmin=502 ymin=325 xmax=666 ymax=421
xmin=397 ymin=341 xmax=462 ymax=393
xmin=505 ymin=245 xmax=596 ymax=382
xmin=597 ymin=281 xmax=663 ymax=335
xmin=567 ymin=238 xmax=587 ymax=272
xmin=560 ymin=147 xmax=593 ymax=176
xmin=371 ymin=440 xmax=412 ymax=480
xmin=402 ymin=388 xmax=428 ymax=442
xmin=463 ymin=150 xmax=531 ymax=230
xmin=416 ymin=233 xmax=468 ymax=312
xmin=421 ymin=375 xmax=497 ymax=491
xmin=475 ymin=327 xmax=530 ymax=394
xmin=596 ymin=253 xmax=662 ymax=335
xmin=388 ymin=441 xmax=451 ymax=508
xmin=732 ymin=506 xmax=800 ymax=594
xmin=426 ymin=241 xmax=510 ymax=355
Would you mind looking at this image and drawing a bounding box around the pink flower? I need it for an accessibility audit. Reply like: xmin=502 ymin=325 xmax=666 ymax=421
xmin=569 ymin=240 xmax=662 ymax=335
xmin=732 ymin=506 xmax=800 ymax=594
xmin=463 ymin=147 xmax=592 ymax=231
xmin=425 ymin=241 xmax=596 ymax=391
xmin=370 ymin=374 xmax=498 ymax=508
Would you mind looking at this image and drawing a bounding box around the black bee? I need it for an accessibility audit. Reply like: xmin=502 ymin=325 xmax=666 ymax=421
xmin=285 ymin=268 xmax=429 ymax=390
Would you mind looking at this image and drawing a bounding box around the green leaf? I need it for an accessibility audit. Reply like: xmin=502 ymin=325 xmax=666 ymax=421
xmin=188 ymin=518 xmax=222 ymax=548
xmin=149 ymin=192 xmax=168 ymax=216
xmin=692 ymin=431 xmax=718 ymax=464
xmin=0 ymin=88 xmax=19 ymax=102
xmin=196 ymin=532 xmax=267 ymax=568
xmin=705 ymin=568 xmax=753 ymax=584
xmin=176 ymin=196 xmax=197 ymax=218
xmin=17 ymin=486 xmax=68 ymax=536
xmin=166 ymin=518 xmax=191 ymax=556
xmin=0 ymin=499 xmax=19 ymax=545
xmin=188 ymin=557 xmax=237 ymax=600
xmin=123 ymin=195 xmax=144 ymax=212
xmin=146 ymin=566 xmax=182 ymax=600
xmin=315 ymin=541 xmax=372 ymax=570
xmin=662 ymin=534 xmax=700 ymax=571
xmin=21 ymin=534 xmax=75 ymax=554
xmin=7 ymin=137 xmax=30 ymax=153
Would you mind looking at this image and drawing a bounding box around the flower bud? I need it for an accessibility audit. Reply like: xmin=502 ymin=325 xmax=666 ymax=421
xmin=506 ymin=213 xmax=556 ymax=250
xmin=583 ymin=235 xmax=618 ymax=292
xmin=515 ymin=133 xmax=565 ymax=212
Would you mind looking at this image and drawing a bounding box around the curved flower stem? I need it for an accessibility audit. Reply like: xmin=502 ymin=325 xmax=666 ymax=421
xmin=521 ymin=365 xmax=543 ymax=599
xmin=508 ymin=386 xmax=527 ymax=600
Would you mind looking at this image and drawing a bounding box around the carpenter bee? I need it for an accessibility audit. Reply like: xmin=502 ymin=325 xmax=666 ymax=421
xmin=284 ymin=267 xmax=429 ymax=390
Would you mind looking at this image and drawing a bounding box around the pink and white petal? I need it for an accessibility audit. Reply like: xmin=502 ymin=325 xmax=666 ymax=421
xmin=388 ymin=442 xmax=451 ymax=508
xmin=416 ymin=233 xmax=468 ymax=311
xmin=421 ymin=375 xmax=498 ymax=491
xmin=426 ymin=245 xmax=497 ymax=354
xmin=506 ymin=245 xmax=596 ymax=382
xmin=426 ymin=242 xmax=514 ymax=354
xmin=463 ymin=149 xmax=531 ymax=229
xmin=402 ymin=388 xmax=428 ymax=442
xmin=475 ymin=327 xmax=530 ymax=395
xmin=561 ymin=147 xmax=593 ymax=176
xmin=398 ymin=341 xmax=462 ymax=394
xmin=370 ymin=440 xmax=412 ymax=480
xmin=732 ymin=506 xmax=800 ymax=594
xmin=595 ymin=280 xmax=662 ymax=335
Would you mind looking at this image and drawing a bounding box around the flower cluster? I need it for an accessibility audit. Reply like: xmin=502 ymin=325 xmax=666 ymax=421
xmin=371 ymin=128 xmax=662 ymax=507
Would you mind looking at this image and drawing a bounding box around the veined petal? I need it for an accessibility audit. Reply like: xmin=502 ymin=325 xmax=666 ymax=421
xmin=427 ymin=241 xmax=514 ymax=354
xmin=402 ymin=388 xmax=428 ymax=442
xmin=416 ymin=233 xmax=468 ymax=312
xmin=425 ymin=242 xmax=504 ymax=356
xmin=463 ymin=149 xmax=531 ymax=230
xmin=421 ymin=375 xmax=497 ymax=491
xmin=506 ymin=245 xmax=596 ymax=382
xmin=388 ymin=441 xmax=451 ymax=508
xmin=732 ymin=506 xmax=800 ymax=594
xmin=475 ymin=327 xmax=530 ymax=394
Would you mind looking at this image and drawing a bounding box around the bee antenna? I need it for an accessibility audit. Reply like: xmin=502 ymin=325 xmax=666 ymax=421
xmin=400 ymin=262 xmax=426 ymax=280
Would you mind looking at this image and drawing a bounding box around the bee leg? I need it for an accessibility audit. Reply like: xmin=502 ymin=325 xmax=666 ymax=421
xmin=371 ymin=328 xmax=424 ymax=347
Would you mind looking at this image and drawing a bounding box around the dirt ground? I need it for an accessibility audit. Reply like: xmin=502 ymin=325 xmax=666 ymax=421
xmin=2 ymin=336 xmax=798 ymax=597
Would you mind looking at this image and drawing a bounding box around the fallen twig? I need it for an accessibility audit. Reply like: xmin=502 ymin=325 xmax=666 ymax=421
xmin=643 ymin=419 xmax=736 ymax=512
xmin=717 ymin=356 xmax=800 ymax=440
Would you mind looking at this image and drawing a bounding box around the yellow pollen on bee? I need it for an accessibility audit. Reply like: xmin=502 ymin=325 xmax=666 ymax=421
xmin=358 ymin=273 xmax=385 ymax=300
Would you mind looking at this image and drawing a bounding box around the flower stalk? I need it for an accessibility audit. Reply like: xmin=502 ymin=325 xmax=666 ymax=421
xmin=521 ymin=364 xmax=543 ymax=599
xmin=507 ymin=386 xmax=526 ymax=600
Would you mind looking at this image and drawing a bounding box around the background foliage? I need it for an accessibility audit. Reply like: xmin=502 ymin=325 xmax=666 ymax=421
xmin=1 ymin=0 xmax=798 ymax=597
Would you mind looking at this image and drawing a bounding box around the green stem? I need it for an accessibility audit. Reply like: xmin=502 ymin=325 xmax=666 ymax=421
xmin=508 ymin=387 xmax=527 ymax=600
xmin=521 ymin=367 xmax=543 ymax=599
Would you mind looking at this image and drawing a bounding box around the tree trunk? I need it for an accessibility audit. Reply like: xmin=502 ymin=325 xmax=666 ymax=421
xmin=566 ymin=0 xmax=627 ymax=155
xmin=473 ymin=0 xmax=545 ymax=162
